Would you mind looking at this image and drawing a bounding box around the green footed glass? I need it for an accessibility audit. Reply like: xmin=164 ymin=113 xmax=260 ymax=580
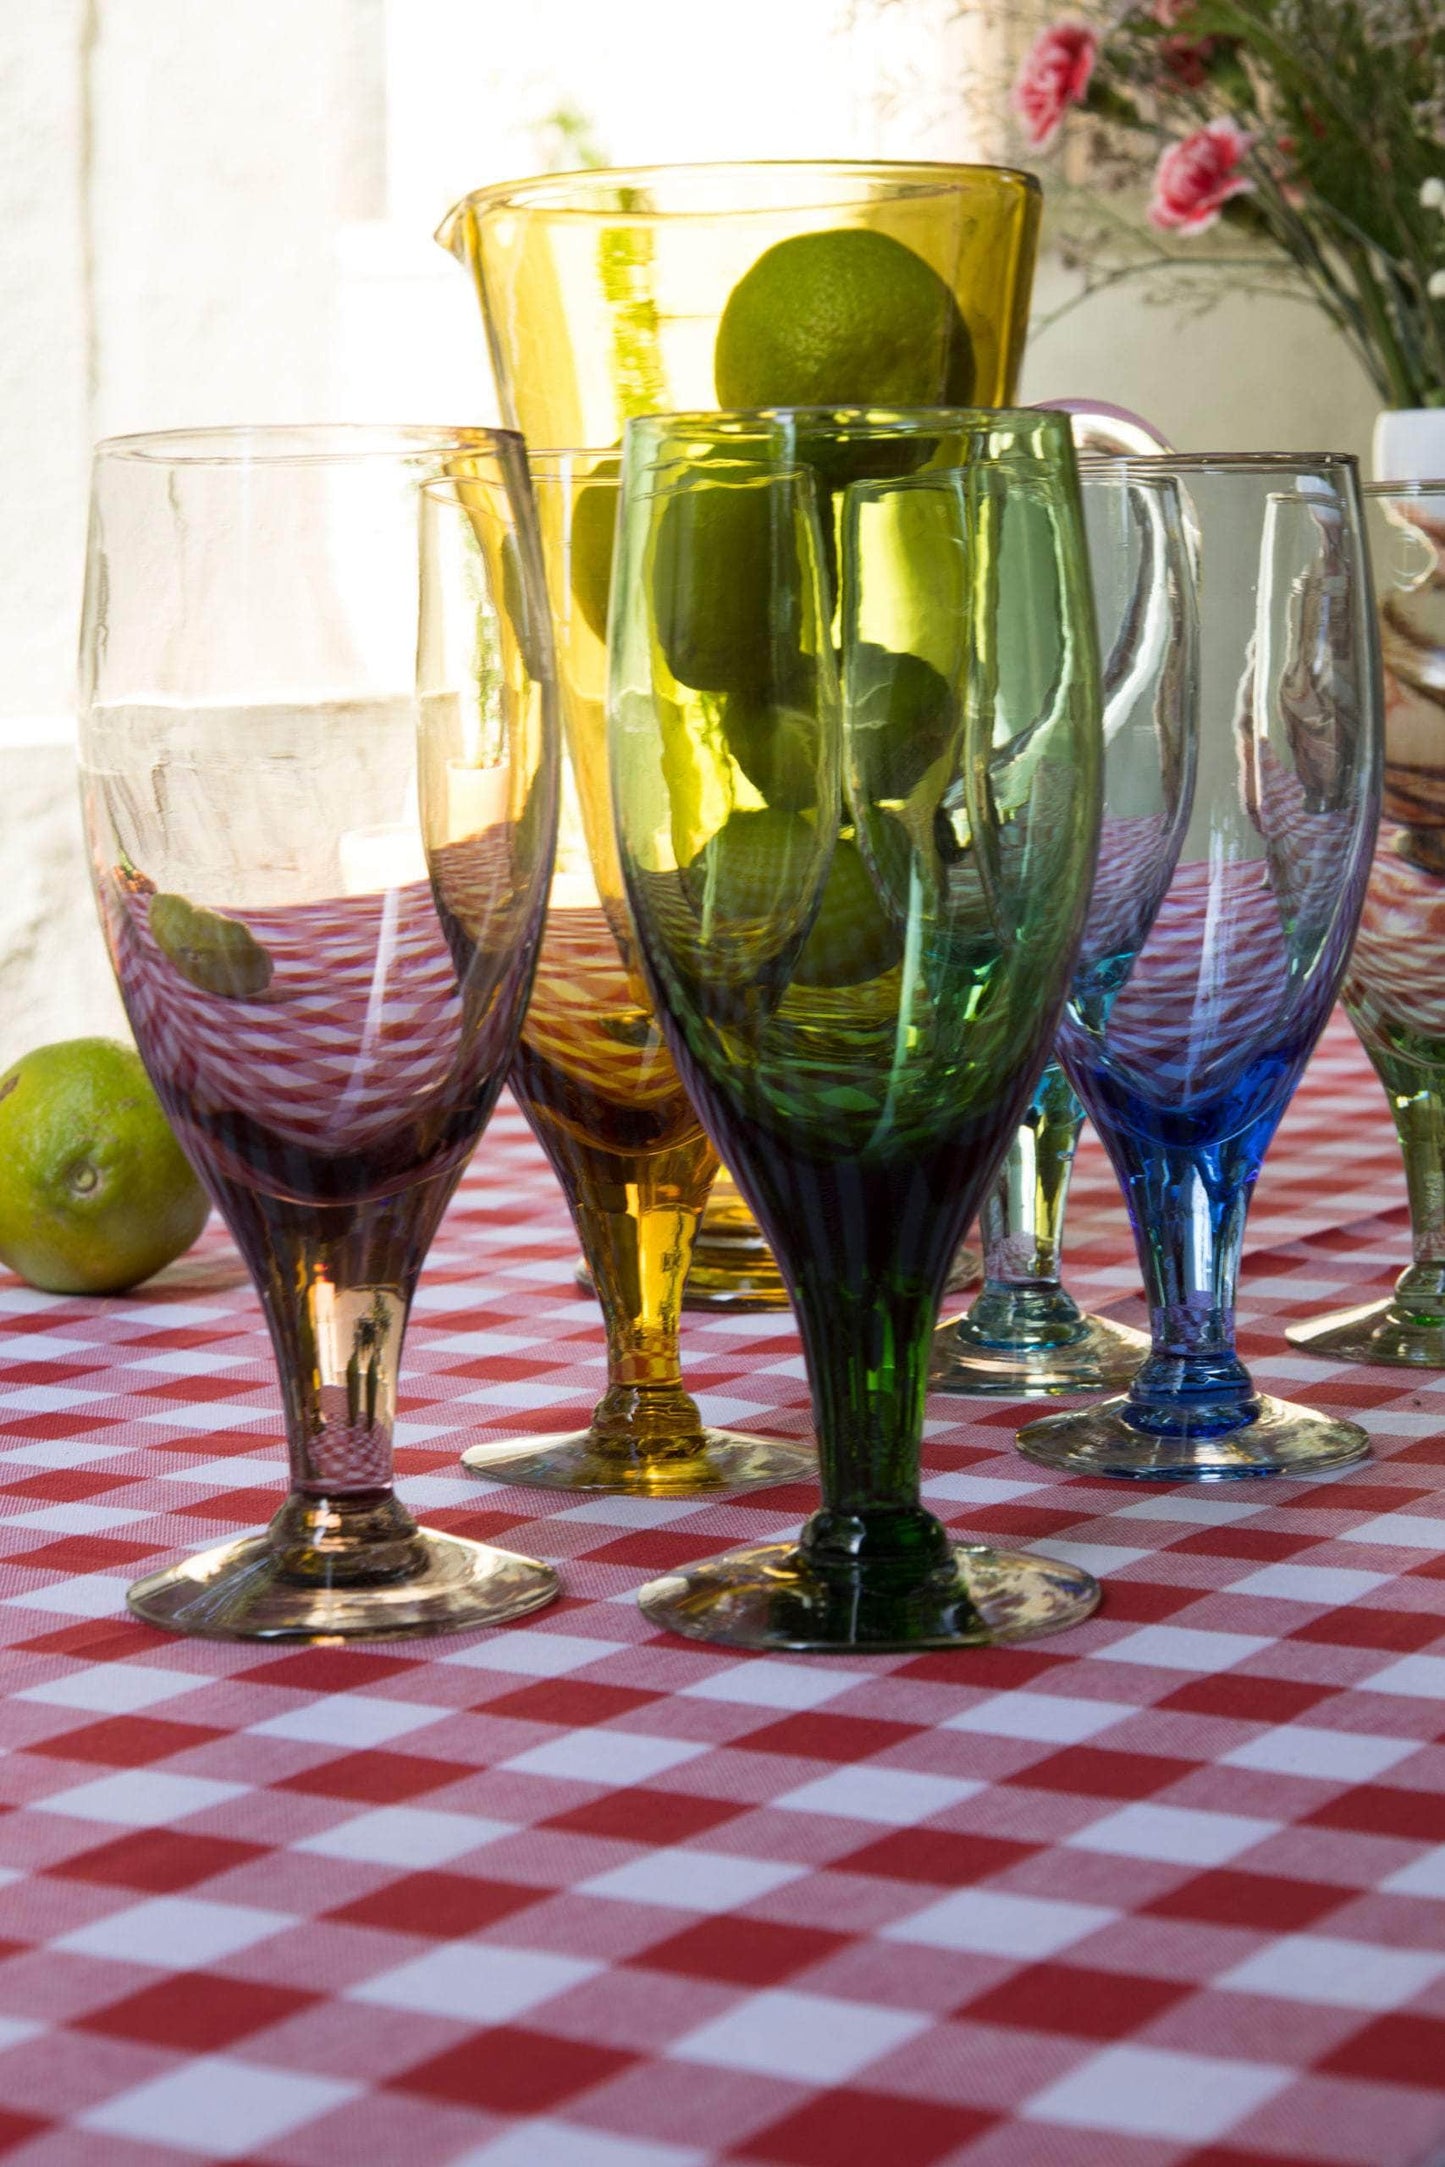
xmin=609 ymin=407 xmax=1104 ymax=1652
xmin=1287 ymin=481 xmax=1445 ymax=1368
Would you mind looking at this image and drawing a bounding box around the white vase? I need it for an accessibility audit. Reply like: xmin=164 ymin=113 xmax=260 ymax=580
xmin=1372 ymin=406 xmax=1445 ymax=482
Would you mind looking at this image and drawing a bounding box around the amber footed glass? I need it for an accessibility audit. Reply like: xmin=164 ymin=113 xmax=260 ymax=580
xmin=456 ymin=452 xmax=811 ymax=1494
xmin=80 ymin=427 xmax=560 ymax=1638
xmin=440 ymin=159 xmax=1040 ymax=1306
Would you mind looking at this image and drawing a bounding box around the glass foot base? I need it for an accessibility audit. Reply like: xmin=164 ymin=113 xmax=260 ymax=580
xmin=127 ymin=1525 xmax=559 ymax=1641
xmin=670 ymin=1234 xmax=980 ymax=1312
xmin=930 ymin=1309 xmax=1147 ymax=1397
xmin=944 ymin=1243 xmax=983 ymax=1296
xmin=680 ymin=1230 xmax=791 ymax=1312
xmin=1016 ymin=1390 xmax=1371 ymax=1481
xmin=461 ymin=1426 xmax=813 ymax=1496
xmin=1286 ymin=1297 xmax=1445 ymax=1369
xmin=637 ymin=1540 xmax=1100 ymax=1652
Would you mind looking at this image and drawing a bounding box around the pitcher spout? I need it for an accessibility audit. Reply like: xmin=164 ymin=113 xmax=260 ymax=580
xmin=435 ymin=195 xmax=476 ymax=268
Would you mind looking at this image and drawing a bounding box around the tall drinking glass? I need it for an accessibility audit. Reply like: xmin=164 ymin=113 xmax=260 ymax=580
xmin=440 ymin=159 xmax=1042 ymax=1310
xmin=453 ymin=453 xmax=812 ymax=1492
xmin=80 ymin=427 xmax=560 ymax=1638
xmin=1288 ymin=481 xmax=1445 ymax=1365
xmin=1020 ymin=456 xmax=1382 ymax=1481
xmin=610 ymin=407 xmax=1104 ymax=1651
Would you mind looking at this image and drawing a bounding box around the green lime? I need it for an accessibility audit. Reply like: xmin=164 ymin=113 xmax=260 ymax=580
xmin=150 ymin=894 xmax=272 ymax=1000
xmin=687 ymin=811 xmax=902 ymax=989
xmin=568 ymin=459 xmax=620 ymax=644
xmin=794 ymin=833 xmax=904 ymax=988
xmin=722 ymin=684 xmax=824 ymax=812
xmin=714 ymin=228 xmax=975 ymax=413
xmin=652 ymin=479 xmax=795 ymax=695
xmin=0 ymin=1039 xmax=209 ymax=1295
xmin=849 ymin=644 xmax=958 ymax=804
xmin=687 ymin=807 xmax=816 ymax=920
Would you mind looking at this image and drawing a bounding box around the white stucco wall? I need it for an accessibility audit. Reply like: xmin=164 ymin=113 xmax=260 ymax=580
xmin=0 ymin=0 xmax=1385 ymax=1071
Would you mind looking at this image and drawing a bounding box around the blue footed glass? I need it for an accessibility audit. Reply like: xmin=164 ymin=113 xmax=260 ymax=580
xmin=1018 ymin=455 xmax=1383 ymax=1481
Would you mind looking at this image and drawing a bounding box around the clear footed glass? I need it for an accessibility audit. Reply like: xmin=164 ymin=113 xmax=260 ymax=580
xmin=932 ymin=1060 xmax=1147 ymax=1395
xmin=1289 ymin=481 xmax=1445 ymax=1370
xmin=128 ymin=1494 xmax=556 ymax=1640
xmin=442 ymin=159 xmax=1042 ymax=1313
xmin=1024 ymin=456 xmax=1381 ymax=1481
xmin=80 ymin=428 xmax=562 ymax=1638
xmin=457 ymin=451 xmax=810 ymax=1494
xmin=612 ymin=408 xmax=1105 ymax=1651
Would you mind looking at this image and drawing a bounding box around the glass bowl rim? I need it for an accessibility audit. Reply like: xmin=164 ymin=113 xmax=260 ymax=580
xmin=623 ymin=404 xmax=1073 ymax=440
xmin=93 ymin=424 xmax=523 ymax=468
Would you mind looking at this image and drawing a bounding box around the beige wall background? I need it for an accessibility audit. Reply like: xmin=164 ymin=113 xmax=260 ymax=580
xmin=0 ymin=0 xmax=1381 ymax=1070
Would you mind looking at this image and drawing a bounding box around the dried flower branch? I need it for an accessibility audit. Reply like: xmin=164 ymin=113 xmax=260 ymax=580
xmin=1013 ymin=0 xmax=1445 ymax=407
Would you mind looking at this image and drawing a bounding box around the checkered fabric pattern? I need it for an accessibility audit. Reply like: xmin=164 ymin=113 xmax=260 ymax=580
xmin=0 ymin=1008 xmax=1442 ymax=2167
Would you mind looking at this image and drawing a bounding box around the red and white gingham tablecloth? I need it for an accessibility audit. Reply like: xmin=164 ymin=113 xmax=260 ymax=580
xmin=0 ymin=1009 xmax=1442 ymax=2167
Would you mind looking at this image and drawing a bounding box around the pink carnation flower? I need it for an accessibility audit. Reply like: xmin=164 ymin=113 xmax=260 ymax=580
xmin=1158 ymin=34 xmax=1215 ymax=88
xmin=1148 ymin=119 xmax=1255 ymax=234
xmin=1151 ymin=0 xmax=1191 ymax=23
xmin=1013 ymin=22 xmax=1098 ymax=152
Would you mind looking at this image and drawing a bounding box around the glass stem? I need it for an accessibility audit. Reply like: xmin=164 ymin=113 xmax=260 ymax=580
xmin=576 ymin=1138 xmax=715 ymax=1455
xmin=1391 ymin=1081 xmax=1445 ymax=1319
xmin=1113 ymin=1135 xmax=1259 ymax=1436
xmin=219 ymin=1173 xmax=458 ymax=1576
xmin=966 ymin=1059 xmax=1086 ymax=1349
xmin=792 ymin=1267 xmax=951 ymax=1578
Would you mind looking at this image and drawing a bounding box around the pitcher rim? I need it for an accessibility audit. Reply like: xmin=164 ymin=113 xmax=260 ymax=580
xmin=436 ymin=157 xmax=1041 ymax=238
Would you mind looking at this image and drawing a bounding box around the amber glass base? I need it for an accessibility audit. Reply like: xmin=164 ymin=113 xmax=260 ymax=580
xmin=638 ymin=1539 xmax=1099 ymax=1652
xmin=127 ymin=1492 xmax=558 ymax=1640
xmin=462 ymin=1420 xmax=812 ymax=1496
xmin=681 ymin=1179 xmax=790 ymax=1311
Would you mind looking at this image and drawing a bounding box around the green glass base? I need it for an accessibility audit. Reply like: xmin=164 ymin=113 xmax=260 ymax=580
xmin=930 ymin=1308 xmax=1147 ymax=1397
xmin=1286 ymin=1296 xmax=1445 ymax=1369
xmin=461 ymin=1426 xmax=813 ymax=1496
xmin=1016 ymin=1390 xmax=1371 ymax=1481
xmin=128 ymin=1516 xmax=558 ymax=1641
xmin=637 ymin=1539 xmax=1100 ymax=1652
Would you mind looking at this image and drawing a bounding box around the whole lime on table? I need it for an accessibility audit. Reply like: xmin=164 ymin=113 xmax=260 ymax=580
xmin=0 ymin=1038 xmax=209 ymax=1295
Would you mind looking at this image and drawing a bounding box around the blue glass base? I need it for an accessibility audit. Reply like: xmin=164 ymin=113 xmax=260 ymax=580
xmin=1015 ymin=1390 xmax=1370 ymax=1480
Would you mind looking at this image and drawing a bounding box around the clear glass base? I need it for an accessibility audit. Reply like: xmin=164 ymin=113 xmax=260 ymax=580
xmin=636 ymin=1539 xmax=1099 ymax=1652
xmin=930 ymin=1308 xmax=1147 ymax=1397
xmin=1286 ymin=1295 xmax=1445 ymax=1369
xmin=1016 ymin=1390 xmax=1371 ymax=1480
xmin=461 ymin=1425 xmax=813 ymax=1496
xmin=127 ymin=1492 xmax=558 ymax=1641
xmin=679 ymin=1216 xmax=791 ymax=1311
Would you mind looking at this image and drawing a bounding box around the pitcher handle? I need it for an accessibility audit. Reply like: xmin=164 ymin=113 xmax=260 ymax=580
xmin=1037 ymin=399 xmax=1174 ymax=457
